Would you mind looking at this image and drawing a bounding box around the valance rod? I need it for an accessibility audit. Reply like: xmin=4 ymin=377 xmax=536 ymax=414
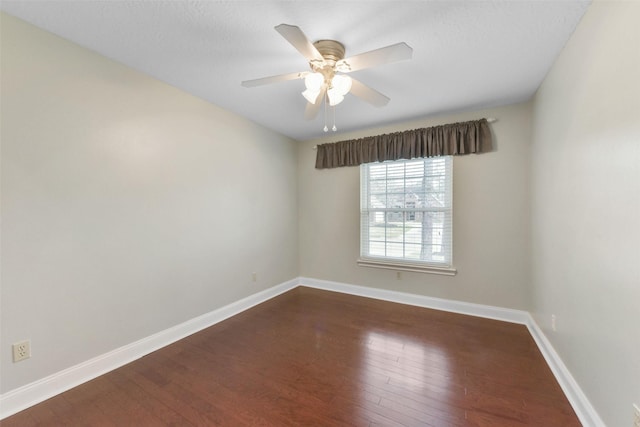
xmin=312 ymin=117 xmax=497 ymax=150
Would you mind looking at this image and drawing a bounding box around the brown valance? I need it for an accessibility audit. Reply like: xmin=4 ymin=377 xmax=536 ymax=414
xmin=315 ymin=118 xmax=492 ymax=169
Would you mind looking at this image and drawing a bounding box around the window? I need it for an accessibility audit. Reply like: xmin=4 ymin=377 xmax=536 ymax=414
xmin=359 ymin=157 xmax=455 ymax=275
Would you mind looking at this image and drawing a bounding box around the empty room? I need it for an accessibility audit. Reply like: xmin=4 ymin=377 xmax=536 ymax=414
xmin=1 ymin=1 xmax=638 ymax=426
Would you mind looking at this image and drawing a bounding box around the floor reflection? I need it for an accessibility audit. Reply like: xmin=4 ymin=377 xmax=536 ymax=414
xmin=354 ymin=330 xmax=457 ymax=424
xmin=363 ymin=331 xmax=451 ymax=391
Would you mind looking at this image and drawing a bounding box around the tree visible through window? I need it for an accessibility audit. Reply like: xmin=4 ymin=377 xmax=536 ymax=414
xmin=360 ymin=157 xmax=453 ymax=267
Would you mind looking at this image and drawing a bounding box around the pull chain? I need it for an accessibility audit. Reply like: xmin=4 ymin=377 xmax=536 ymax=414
xmin=323 ymin=93 xmax=328 ymax=132
xmin=321 ymin=93 xmax=338 ymax=133
xmin=332 ymin=105 xmax=337 ymax=132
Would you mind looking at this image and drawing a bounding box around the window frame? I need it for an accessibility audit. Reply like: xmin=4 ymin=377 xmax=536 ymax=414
xmin=358 ymin=157 xmax=456 ymax=276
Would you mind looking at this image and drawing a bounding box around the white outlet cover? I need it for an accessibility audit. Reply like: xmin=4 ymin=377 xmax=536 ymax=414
xmin=633 ymin=403 xmax=640 ymax=427
xmin=12 ymin=340 xmax=31 ymax=362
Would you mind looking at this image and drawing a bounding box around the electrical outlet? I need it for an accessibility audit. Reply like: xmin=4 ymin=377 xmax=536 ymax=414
xmin=551 ymin=314 xmax=557 ymax=332
xmin=12 ymin=340 xmax=31 ymax=362
xmin=633 ymin=403 xmax=639 ymax=427
xmin=396 ymin=271 xmax=402 ymax=280
xmin=252 ymin=272 xmax=257 ymax=282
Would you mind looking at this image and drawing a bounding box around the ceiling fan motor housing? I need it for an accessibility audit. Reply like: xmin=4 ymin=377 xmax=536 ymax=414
xmin=310 ymin=39 xmax=347 ymax=84
xmin=313 ymin=40 xmax=346 ymax=63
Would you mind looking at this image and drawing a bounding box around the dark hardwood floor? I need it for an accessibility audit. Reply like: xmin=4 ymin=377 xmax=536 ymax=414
xmin=2 ymin=287 xmax=580 ymax=426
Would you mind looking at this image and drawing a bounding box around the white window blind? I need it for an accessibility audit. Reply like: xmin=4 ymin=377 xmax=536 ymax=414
xmin=360 ymin=157 xmax=453 ymax=270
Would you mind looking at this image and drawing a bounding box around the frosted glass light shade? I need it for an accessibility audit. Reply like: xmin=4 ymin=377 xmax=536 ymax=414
xmin=302 ymin=89 xmax=321 ymax=104
xmin=304 ymin=72 xmax=324 ymax=91
xmin=331 ymin=75 xmax=352 ymax=95
xmin=327 ymin=88 xmax=344 ymax=106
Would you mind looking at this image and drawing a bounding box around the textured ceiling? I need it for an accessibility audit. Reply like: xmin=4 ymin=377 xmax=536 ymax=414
xmin=1 ymin=1 xmax=591 ymax=141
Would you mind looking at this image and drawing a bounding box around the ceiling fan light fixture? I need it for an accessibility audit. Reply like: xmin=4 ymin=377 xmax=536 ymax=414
xmin=331 ymin=74 xmax=352 ymax=96
xmin=242 ymin=24 xmax=412 ymax=131
xmin=304 ymin=72 xmax=324 ymax=91
xmin=327 ymin=88 xmax=344 ymax=106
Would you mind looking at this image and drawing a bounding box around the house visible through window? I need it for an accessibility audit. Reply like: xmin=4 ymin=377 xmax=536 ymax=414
xmin=359 ymin=157 xmax=453 ymax=273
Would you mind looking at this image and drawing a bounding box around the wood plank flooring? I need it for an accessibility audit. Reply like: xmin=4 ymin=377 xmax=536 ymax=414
xmin=2 ymin=287 xmax=581 ymax=426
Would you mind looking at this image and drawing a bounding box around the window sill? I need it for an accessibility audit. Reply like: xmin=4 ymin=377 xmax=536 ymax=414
xmin=357 ymin=258 xmax=457 ymax=276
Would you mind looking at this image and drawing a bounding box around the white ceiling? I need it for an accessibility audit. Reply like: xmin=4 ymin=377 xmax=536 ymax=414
xmin=1 ymin=1 xmax=590 ymax=141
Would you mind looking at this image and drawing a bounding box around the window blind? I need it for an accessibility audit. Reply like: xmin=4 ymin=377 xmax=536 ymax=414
xmin=360 ymin=157 xmax=453 ymax=267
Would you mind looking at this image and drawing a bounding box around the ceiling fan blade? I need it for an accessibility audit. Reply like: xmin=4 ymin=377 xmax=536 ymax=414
xmin=304 ymin=87 xmax=326 ymax=120
xmin=337 ymin=42 xmax=413 ymax=73
xmin=241 ymin=71 xmax=307 ymax=88
xmin=275 ymin=24 xmax=324 ymax=62
xmin=349 ymin=78 xmax=390 ymax=107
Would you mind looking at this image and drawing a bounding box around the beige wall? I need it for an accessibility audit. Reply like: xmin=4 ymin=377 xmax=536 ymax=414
xmin=0 ymin=13 xmax=298 ymax=393
xmin=4 ymin=2 xmax=639 ymax=424
xmin=530 ymin=1 xmax=640 ymax=426
xmin=298 ymin=102 xmax=532 ymax=309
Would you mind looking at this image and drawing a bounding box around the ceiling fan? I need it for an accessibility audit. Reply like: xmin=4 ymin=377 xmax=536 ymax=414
xmin=241 ymin=24 xmax=413 ymax=124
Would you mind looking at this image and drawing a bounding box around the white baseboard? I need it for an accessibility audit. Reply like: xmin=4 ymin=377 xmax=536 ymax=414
xmin=525 ymin=314 xmax=605 ymax=427
xmin=299 ymin=276 xmax=530 ymax=324
xmin=0 ymin=278 xmax=298 ymax=420
xmin=2 ymin=276 xmax=603 ymax=427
